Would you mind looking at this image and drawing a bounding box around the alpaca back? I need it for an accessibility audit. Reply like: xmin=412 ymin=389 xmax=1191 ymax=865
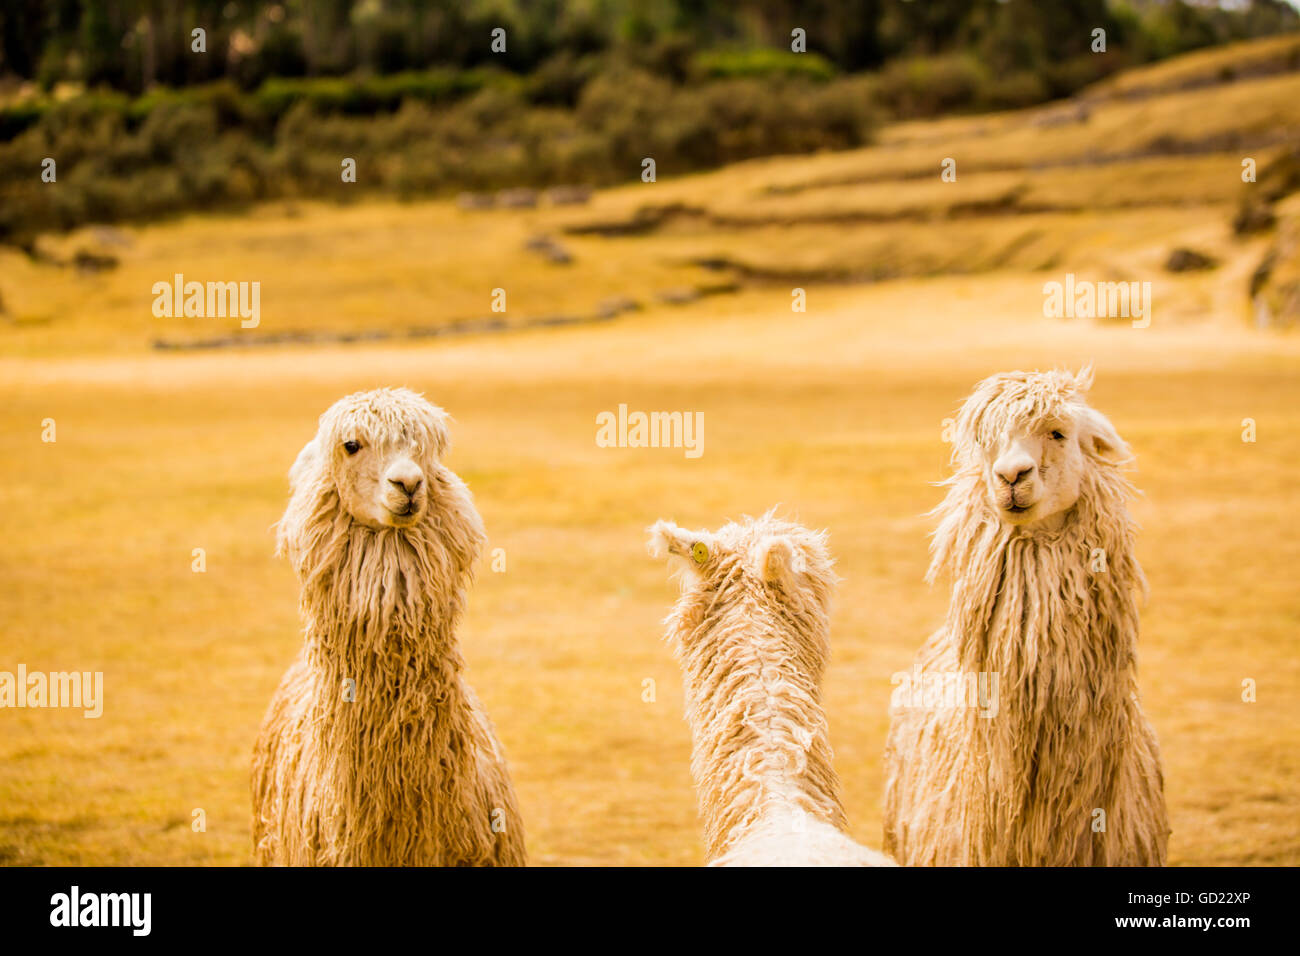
xmin=714 ymin=811 xmax=897 ymax=867
xmin=651 ymin=514 xmax=897 ymax=867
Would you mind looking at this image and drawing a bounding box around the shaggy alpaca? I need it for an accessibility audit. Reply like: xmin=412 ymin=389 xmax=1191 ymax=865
xmin=884 ymin=368 xmax=1168 ymax=866
xmin=650 ymin=513 xmax=896 ymax=867
xmin=251 ymin=387 xmax=525 ymax=866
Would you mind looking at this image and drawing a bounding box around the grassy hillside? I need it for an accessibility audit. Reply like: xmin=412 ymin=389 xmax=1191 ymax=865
xmin=4 ymin=39 xmax=1297 ymax=355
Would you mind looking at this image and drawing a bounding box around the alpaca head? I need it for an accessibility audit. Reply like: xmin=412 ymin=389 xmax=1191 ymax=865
xmin=287 ymin=387 xmax=451 ymax=531
xmin=648 ymin=512 xmax=837 ymax=655
xmin=950 ymin=367 xmax=1130 ymax=528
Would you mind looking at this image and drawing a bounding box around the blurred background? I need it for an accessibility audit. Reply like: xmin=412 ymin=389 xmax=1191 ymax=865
xmin=1 ymin=1 xmax=1298 ymax=865
xmin=2 ymin=0 xmax=1300 ymax=252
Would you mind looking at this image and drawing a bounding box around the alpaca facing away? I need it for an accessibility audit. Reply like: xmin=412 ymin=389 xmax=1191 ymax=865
xmin=884 ymin=368 xmax=1168 ymax=866
xmin=650 ymin=513 xmax=896 ymax=867
xmin=252 ymin=387 xmax=525 ymax=866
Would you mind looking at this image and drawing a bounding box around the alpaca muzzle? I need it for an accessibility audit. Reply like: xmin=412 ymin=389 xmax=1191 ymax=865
xmin=994 ymin=479 xmax=1038 ymax=516
xmin=383 ymin=460 xmax=426 ymax=523
xmin=384 ymin=491 xmax=425 ymax=523
xmin=991 ymin=447 xmax=1039 ymax=516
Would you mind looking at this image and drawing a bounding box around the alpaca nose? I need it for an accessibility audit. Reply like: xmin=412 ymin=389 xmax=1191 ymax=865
xmin=995 ymin=456 xmax=1036 ymax=486
xmin=385 ymin=462 xmax=424 ymax=496
xmin=389 ymin=476 xmax=422 ymax=495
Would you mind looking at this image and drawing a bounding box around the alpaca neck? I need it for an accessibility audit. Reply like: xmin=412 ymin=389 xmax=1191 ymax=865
xmin=935 ymin=474 xmax=1146 ymax=785
xmin=297 ymin=520 xmax=478 ymax=781
xmin=679 ymin=606 xmax=845 ymax=858
xmin=305 ymin=523 xmax=467 ymax=650
xmin=950 ymin=514 xmax=1140 ymax=686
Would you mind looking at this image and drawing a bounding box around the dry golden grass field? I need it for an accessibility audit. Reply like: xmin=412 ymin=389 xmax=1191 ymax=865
xmin=2 ymin=39 xmax=1298 ymax=865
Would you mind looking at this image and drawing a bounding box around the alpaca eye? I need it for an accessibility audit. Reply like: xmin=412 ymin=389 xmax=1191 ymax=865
xmin=343 ymin=440 xmax=362 ymax=455
xmin=1050 ymin=430 xmax=1066 ymax=441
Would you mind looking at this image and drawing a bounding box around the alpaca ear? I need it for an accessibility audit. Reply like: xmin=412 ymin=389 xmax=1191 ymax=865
xmin=1073 ymin=364 xmax=1096 ymax=394
xmin=1079 ymin=407 xmax=1131 ymax=466
xmin=288 ymin=439 xmax=320 ymax=492
xmin=648 ymin=520 xmax=691 ymax=559
xmin=757 ymin=534 xmax=806 ymax=588
xmin=426 ymin=409 xmax=452 ymax=460
xmin=647 ymin=520 xmax=711 ymax=573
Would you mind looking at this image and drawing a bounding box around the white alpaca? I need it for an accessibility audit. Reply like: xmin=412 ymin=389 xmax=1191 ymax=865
xmin=650 ymin=513 xmax=897 ymax=867
xmin=251 ymin=387 xmax=525 ymax=866
xmin=884 ymin=368 xmax=1169 ymax=866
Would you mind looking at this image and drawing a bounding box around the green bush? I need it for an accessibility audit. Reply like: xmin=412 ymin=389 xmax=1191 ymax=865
xmin=0 ymin=102 xmax=44 ymax=139
xmin=1040 ymin=54 xmax=1127 ymax=100
xmin=981 ymin=71 xmax=1049 ymax=111
xmin=694 ymin=48 xmax=838 ymax=83
xmin=876 ymin=54 xmax=988 ymax=119
xmin=0 ymin=60 xmax=878 ymax=246
xmin=525 ymin=52 xmax=601 ymax=107
xmin=252 ymin=69 xmax=506 ymax=122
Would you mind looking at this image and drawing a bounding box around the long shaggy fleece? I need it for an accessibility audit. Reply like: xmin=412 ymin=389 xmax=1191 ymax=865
xmin=251 ymin=388 xmax=525 ymax=866
xmin=883 ymin=369 xmax=1168 ymax=866
xmin=651 ymin=513 xmax=896 ymax=867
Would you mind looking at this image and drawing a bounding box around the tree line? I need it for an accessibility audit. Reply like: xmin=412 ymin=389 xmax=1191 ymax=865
xmin=2 ymin=0 xmax=1296 ymax=95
